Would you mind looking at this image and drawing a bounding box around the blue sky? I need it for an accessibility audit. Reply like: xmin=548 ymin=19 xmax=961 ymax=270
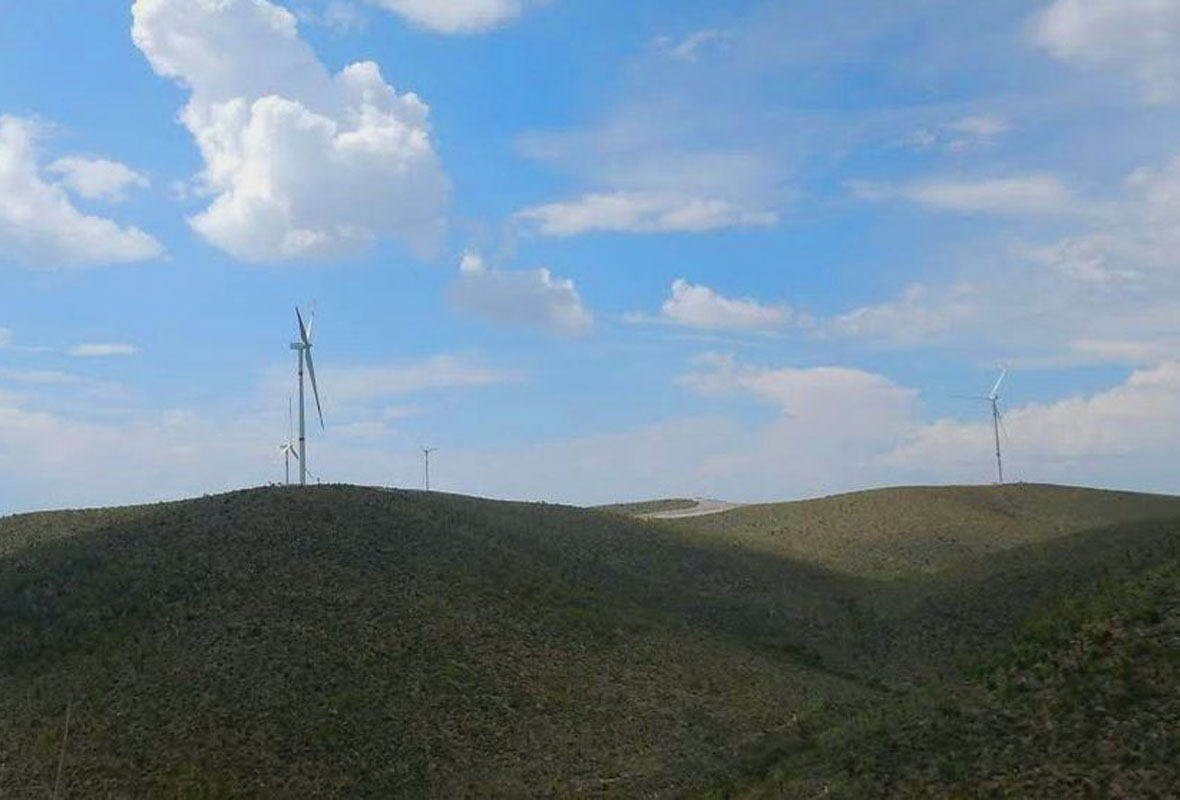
xmin=3 ymin=0 xmax=1180 ymax=512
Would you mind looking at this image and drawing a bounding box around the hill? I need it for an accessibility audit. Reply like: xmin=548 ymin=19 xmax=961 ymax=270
xmin=666 ymin=483 xmax=1180 ymax=579
xmin=2 ymin=483 xmax=1179 ymax=797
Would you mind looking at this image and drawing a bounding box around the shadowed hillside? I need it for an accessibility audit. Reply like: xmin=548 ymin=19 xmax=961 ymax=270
xmin=2 ymin=484 xmax=1179 ymax=797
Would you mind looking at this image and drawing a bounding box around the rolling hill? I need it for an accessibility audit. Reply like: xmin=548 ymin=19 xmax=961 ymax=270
xmin=2 ymin=483 xmax=1179 ymax=797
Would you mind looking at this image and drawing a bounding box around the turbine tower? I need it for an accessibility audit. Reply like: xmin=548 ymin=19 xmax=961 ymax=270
xmin=422 ymin=447 xmax=437 ymax=492
xmin=290 ymin=306 xmax=324 ymax=486
xmin=957 ymin=369 xmax=1007 ymax=484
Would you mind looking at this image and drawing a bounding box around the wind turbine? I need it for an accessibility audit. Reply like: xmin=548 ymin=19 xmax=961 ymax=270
xmin=290 ymin=306 xmax=324 ymax=486
xmin=956 ymin=368 xmax=1008 ymax=484
xmin=278 ymin=395 xmax=298 ymax=485
xmin=422 ymin=447 xmax=437 ymax=492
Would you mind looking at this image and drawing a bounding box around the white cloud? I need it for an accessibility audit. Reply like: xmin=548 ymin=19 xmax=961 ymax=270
xmin=323 ymin=1 xmax=365 ymax=33
xmin=905 ymin=115 xmax=1011 ymax=152
xmin=132 ymin=0 xmax=449 ymax=262
xmin=68 ymin=343 xmax=142 ymax=358
xmin=657 ymin=29 xmax=731 ymax=62
xmin=0 ymin=328 xmax=11 ymax=349
xmin=682 ymin=353 xmax=916 ymax=428
xmin=830 ymin=284 xmax=977 ymax=345
xmin=1071 ymin=338 xmax=1175 ymax=365
xmin=325 ymin=355 xmax=519 ymax=403
xmin=849 ymin=174 xmax=1076 ymax=215
xmin=944 ymin=115 xmax=1011 ymax=139
xmin=0 ymin=368 xmax=88 ymax=386
xmin=0 ymin=116 xmax=164 ymax=267
xmin=647 ymin=279 xmax=793 ymax=331
xmin=1033 ymin=0 xmax=1180 ymax=104
xmin=364 ymin=0 xmax=548 ymax=33
xmin=449 ymin=251 xmax=592 ymax=335
xmin=517 ymin=191 xmax=778 ymax=236
xmin=48 ymin=157 xmax=150 ymax=202
xmin=905 ymin=175 xmax=1076 ymax=215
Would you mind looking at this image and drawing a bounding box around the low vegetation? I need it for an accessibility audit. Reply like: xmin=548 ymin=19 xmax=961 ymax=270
xmin=593 ymin=498 xmax=699 ymax=516
xmin=2 ymin=483 xmax=1178 ymax=797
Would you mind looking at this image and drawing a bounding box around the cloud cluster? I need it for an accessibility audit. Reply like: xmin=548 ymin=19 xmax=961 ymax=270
xmin=365 ymin=0 xmax=549 ymax=34
xmin=449 ymin=251 xmax=592 ymax=335
xmin=132 ymin=0 xmax=449 ymax=262
xmin=0 ymin=116 xmax=163 ymax=267
xmin=1033 ymin=0 xmax=1180 ymax=104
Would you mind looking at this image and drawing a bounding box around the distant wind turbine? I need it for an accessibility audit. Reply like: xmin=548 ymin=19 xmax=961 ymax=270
xmin=290 ymin=306 xmax=324 ymax=486
xmin=422 ymin=447 xmax=437 ymax=492
xmin=956 ymin=368 xmax=1008 ymax=484
xmin=278 ymin=394 xmax=298 ymax=485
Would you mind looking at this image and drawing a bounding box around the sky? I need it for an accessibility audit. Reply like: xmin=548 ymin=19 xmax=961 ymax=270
xmin=2 ymin=0 xmax=1180 ymax=513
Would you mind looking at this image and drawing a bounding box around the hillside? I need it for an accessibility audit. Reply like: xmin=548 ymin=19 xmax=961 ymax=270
xmin=667 ymin=483 xmax=1180 ymax=579
xmin=725 ymin=553 xmax=1180 ymax=798
xmin=2 ymin=484 xmax=1179 ymax=797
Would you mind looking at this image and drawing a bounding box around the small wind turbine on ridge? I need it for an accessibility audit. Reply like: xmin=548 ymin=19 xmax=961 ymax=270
xmin=278 ymin=394 xmax=298 ymax=485
xmin=290 ymin=305 xmax=325 ymax=486
xmin=955 ymin=368 xmax=1008 ymax=484
xmin=422 ymin=446 xmax=437 ymax=492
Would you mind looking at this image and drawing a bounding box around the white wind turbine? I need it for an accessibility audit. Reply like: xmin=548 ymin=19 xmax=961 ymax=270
xmin=956 ymin=368 xmax=1008 ymax=484
xmin=422 ymin=446 xmax=437 ymax=492
xmin=290 ymin=306 xmax=324 ymax=486
xmin=279 ymin=395 xmax=298 ymax=485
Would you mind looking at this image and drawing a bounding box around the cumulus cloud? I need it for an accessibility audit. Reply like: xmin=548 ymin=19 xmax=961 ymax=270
xmin=69 ymin=343 xmax=142 ymax=358
xmin=449 ymin=251 xmax=592 ymax=335
xmin=132 ymin=0 xmax=449 ymax=262
xmin=641 ymin=279 xmax=793 ymax=330
xmin=364 ymin=0 xmax=549 ymax=34
xmin=0 ymin=116 xmax=164 ymax=267
xmin=517 ymin=191 xmax=777 ymax=236
xmin=1032 ymin=0 xmax=1180 ymax=104
xmin=48 ymin=157 xmax=150 ymax=202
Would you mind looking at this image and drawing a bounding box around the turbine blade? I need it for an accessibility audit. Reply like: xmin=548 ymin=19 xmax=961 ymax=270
xmin=306 ymin=302 xmax=316 ymax=342
xmin=296 ymin=306 xmax=310 ymax=347
xmin=305 ymin=347 xmax=325 ymax=430
xmin=990 ymin=368 xmax=1008 ymax=400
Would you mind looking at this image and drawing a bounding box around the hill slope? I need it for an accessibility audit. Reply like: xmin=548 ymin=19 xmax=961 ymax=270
xmin=2 ymin=484 xmax=1179 ymax=797
xmin=1 ymin=487 xmax=873 ymax=798
xmin=667 ymin=483 xmax=1180 ymax=579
